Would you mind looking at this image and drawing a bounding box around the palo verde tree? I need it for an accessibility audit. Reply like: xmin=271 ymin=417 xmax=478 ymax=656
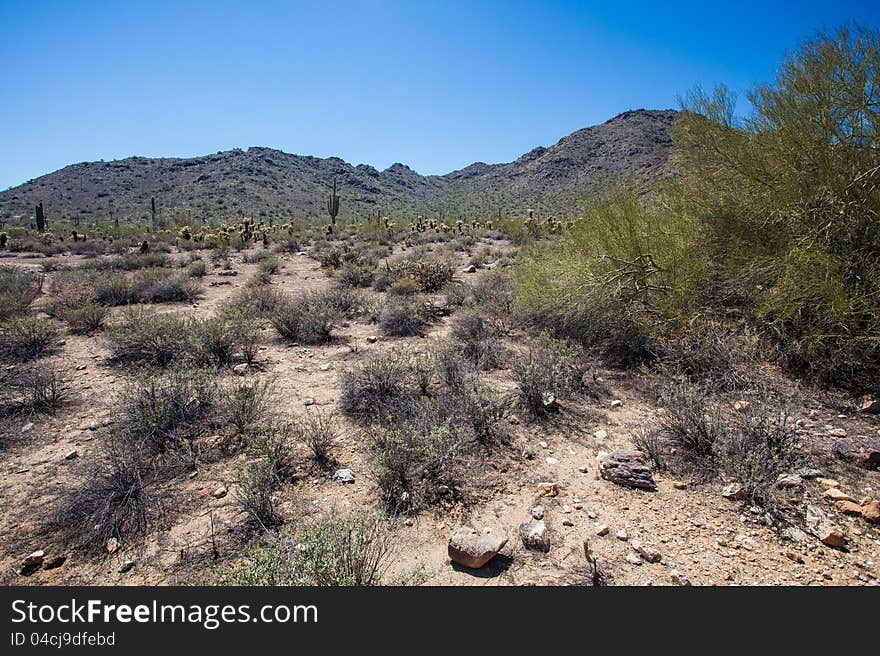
xmin=672 ymin=24 xmax=880 ymax=387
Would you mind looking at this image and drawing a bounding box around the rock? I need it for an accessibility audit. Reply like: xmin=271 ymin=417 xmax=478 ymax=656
xmin=24 ymin=550 xmax=45 ymax=567
xmin=537 ymin=482 xmax=559 ymax=497
xmin=593 ymin=429 xmax=608 ymax=440
xmin=806 ymin=505 xmax=845 ymax=548
xmin=610 ymin=399 xmax=622 ymax=409
xmin=578 ymin=465 xmax=589 ymax=474
xmin=597 ymin=450 xmax=656 ymax=490
xmin=541 ymin=392 xmax=557 ymax=409
xmin=333 ymin=468 xmax=355 ymax=483
xmin=784 ymin=549 xmax=804 ymax=564
xmin=21 ymin=421 xmax=34 ymax=433
xmin=783 ymin=526 xmax=809 ymax=543
xmin=319 ymin=363 xmax=331 ymax=371
xmin=797 ymin=468 xmax=823 ymax=479
xmin=632 ymin=541 xmax=662 ymax=563
xmin=832 ymin=437 xmax=880 ymax=469
xmin=816 ymin=478 xmax=840 ymax=489
xmin=625 ymin=552 xmax=643 ymax=566
xmin=521 ymin=445 xmax=535 ymax=460
xmin=836 ymin=500 xmax=862 ymax=516
xmin=775 ymin=473 xmax=803 ymax=488
xmin=670 ymin=570 xmax=692 ymax=586
xmin=562 ymin=519 xmax=574 ymax=527
xmin=672 ymin=480 xmax=688 ymax=490
xmin=218 ymin=269 xmax=238 ymax=276
xmin=42 ymin=555 xmax=66 ymax=570
xmin=823 ymin=487 xmax=854 ymax=502
xmin=519 ymin=520 xmax=550 ymax=552
xmin=861 ymin=499 xmax=880 ymax=523
xmin=212 ymin=485 xmax=228 ymax=499
xmin=722 ymin=483 xmax=748 ymax=500
xmin=232 ymin=363 xmax=249 ymax=376
xmin=106 ymin=538 xmax=120 ymax=554
xmin=118 ymin=560 xmax=135 ymax=573
xmin=508 ymin=415 xmax=520 ymax=425
xmin=531 ymin=506 xmax=545 ymax=520
xmin=562 ymin=504 xmax=571 ymax=514
xmin=857 ymin=395 xmax=880 ymax=414
xmin=827 ymin=427 xmax=847 ymax=438
xmin=616 ymin=530 xmax=628 ymax=541
xmin=303 ymin=398 xmax=316 ymax=406
xmin=366 ymin=336 xmax=377 ymax=343
xmin=462 ymin=265 xmax=478 ymax=273
xmin=595 ymin=524 xmax=610 ymax=536
xmin=733 ymin=400 xmax=751 ymax=412
xmin=448 ymin=527 xmax=508 ymax=569
xmin=64 ymin=449 xmax=79 ymax=460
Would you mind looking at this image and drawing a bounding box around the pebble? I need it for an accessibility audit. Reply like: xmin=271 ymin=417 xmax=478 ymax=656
xmin=616 ymin=530 xmax=629 ymax=541
xmin=118 ymin=560 xmax=135 ymax=574
xmin=333 ymin=469 xmax=355 ymax=483
xmin=303 ymin=398 xmax=316 ymax=406
xmin=531 ymin=506 xmax=545 ymax=520
xmin=595 ymin=524 xmax=610 ymax=536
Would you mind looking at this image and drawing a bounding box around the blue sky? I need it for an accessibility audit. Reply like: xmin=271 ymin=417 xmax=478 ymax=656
xmin=1 ymin=0 xmax=878 ymax=189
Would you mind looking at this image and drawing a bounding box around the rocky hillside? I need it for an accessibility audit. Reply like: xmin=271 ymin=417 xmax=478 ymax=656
xmin=0 ymin=109 xmax=677 ymax=225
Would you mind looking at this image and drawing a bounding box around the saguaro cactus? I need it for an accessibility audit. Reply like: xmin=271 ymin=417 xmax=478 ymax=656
xmin=35 ymin=203 xmax=46 ymax=233
xmin=326 ymin=179 xmax=340 ymax=226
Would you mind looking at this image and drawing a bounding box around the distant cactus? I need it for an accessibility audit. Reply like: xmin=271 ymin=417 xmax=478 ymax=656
xmin=326 ymin=179 xmax=340 ymax=226
xmin=35 ymin=203 xmax=46 ymax=233
xmin=150 ymin=197 xmax=157 ymax=227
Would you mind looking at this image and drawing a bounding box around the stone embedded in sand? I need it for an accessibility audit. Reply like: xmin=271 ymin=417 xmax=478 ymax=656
xmin=836 ymin=500 xmax=862 ymax=516
xmin=832 ymin=437 xmax=880 ymax=469
xmin=861 ymin=499 xmax=880 ymax=523
xmin=42 ymin=555 xmax=66 ymax=570
xmin=448 ymin=527 xmax=508 ymax=569
xmin=823 ymin=487 xmax=854 ymax=502
xmin=857 ymin=395 xmax=880 ymax=414
xmin=212 ymin=485 xmax=228 ymax=499
xmin=597 ymin=450 xmax=656 ymax=491
xmin=537 ymin=482 xmax=559 ymax=497
xmin=519 ymin=520 xmax=550 ymax=552
xmin=806 ymin=505 xmax=846 ymax=549
xmin=722 ymin=483 xmax=748 ymax=500
xmin=106 ymin=538 xmax=120 ymax=554
xmin=333 ymin=468 xmax=355 ymax=483
xmin=632 ymin=540 xmax=662 ymax=563
xmin=775 ymin=473 xmax=802 ymax=488
xmin=232 ymin=363 xmax=248 ymax=376
xmin=594 ymin=524 xmax=610 ymax=536
xmin=118 ymin=560 xmax=135 ymax=573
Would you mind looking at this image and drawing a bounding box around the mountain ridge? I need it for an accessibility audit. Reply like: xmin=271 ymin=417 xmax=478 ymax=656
xmin=0 ymin=108 xmax=678 ymax=224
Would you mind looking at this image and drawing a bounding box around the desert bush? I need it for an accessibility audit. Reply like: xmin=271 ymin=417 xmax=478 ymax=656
xmin=133 ymin=269 xmax=200 ymax=303
xmin=471 ymin=271 xmax=516 ymax=332
xmin=116 ymin=367 xmax=220 ymax=454
xmin=369 ymin=417 xmax=464 ymax=514
xmin=374 ymin=256 xmax=455 ymax=293
xmin=339 ymin=351 xmax=418 ymax=422
xmin=656 ymin=381 xmax=727 ymax=478
xmin=1 ymin=365 xmax=68 ymax=416
xmin=105 ymin=308 xmax=190 ymax=366
xmin=0 ymin=266 xmax=43 ymax=320
xmin=221 ymin=379 xmax=272 ymax=436
xmin=270 ymin=292 xmax=339 ymax=344
xmin=245 ymin=425 xmax=293 ymax=481
xmin=53 ymin=434 xmax=160 ymax=552
xmin=337 ymin=263 xmax=374 ymax=288
xmin=378 ymin=296 xmax=429 ymax=337
xmin=224 ymin=285 xmax=284 ymax=319
xmin=0 ymin=316 xmax=57 ymax=360
xmin=449 ymin=310 xmax=507 ymax=370
xmin=234 ymin=459 xmax=281 ymax=528
xmin=66 ymin=303 xmax=109 ymax=334
xmin=439 ymin=377 xmax=508 ymax=445
xmin=511 ymin=334 xmax=601 ymax=416
xmin=387 ymin=277 xmax=421 ymax=296
xmin=214 ymin=510 xmax=393 ymax=585
xmin=318 ymin=286 xmax=367 ymax=318
xmin=257 ymin=256 xmax=280 ymax=276
xmin=186 ymin=259 xmax=207 ymax=277
xmin=292 ymin=408 xmax=338 ymax=467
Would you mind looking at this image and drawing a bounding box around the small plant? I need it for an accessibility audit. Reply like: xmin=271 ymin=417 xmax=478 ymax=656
xmin=245 ymin=425 xmax=293 ymax=481
xmin=0 ymin=316 xmax=57 ymax=360
xmin=234 ymin=459 xmax=281 ymax=528
xmin=292 ymin=408 xmax=338 ymax=467
xmin=222 ymin=379 xmax=272 ymax=436
xmin=213 ymin=510 xmax=394 ymax=585
xmin=378 ymin=296 xmax=429 ymax=337
xmin=270 ymin=292 xmax=339 ymax=344
xmin=0 ymin=265 xmax=43 ymax=320
xmin=66 ymin=303 xmax=109 ymax=334
xmin=449 ymin=310 xmax=506 ymax=370
xmin=339 ymin=352 xmax=418 ymax=422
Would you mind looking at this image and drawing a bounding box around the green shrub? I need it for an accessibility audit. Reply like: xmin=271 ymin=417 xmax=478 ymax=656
xmin=66 ymin=303 xmax=109 ymax=334
xmin=0 ymin=266 xmax=43 ymax=320
xmin=214 ymin=510 xmax=393 ymax=585
xmin=0 ymin=316 xmax=58 ymax=360
xmin=378 ymin=296 xmax=429 ymax=337
xmin=339 ymin=352 xmax=419 ymax=422
xmin=270 ymin=292 xmax=339 ymax=344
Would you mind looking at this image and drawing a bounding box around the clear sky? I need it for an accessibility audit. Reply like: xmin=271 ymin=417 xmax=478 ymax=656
xmin=1 ymin=0 xmax=878 ymax=189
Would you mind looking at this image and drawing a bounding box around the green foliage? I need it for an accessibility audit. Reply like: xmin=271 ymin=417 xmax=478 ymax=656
xmin=0 ymin=266 xmax=43 ymax=321
xmin=214 ymin=510 xmax=393 ymax=586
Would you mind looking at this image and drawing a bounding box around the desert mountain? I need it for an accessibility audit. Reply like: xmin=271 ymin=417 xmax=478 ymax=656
xmin=0 ymin=109 xmax=677 ymax=225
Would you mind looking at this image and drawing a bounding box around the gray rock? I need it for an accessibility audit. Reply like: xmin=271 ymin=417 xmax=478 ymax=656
xmin=519 ymin=520 xmax=551 ymax=552
xmin=333 ymin=469 xmax=355 ymax=483
xmin=626 ymin=552 xmax=643 ymax=566
xmin=832 ymin=437 xmax=880 ymax=469
xmin=531 ymin=505 xmax=545 ymax=520
xmin=805 ymin=504 xmax=845 ymax=548
xmin=597 ymin=450 xmax=656 ymax=490
xmin=118 ymin=560 xmax=135 ymax=573
xmin=448 ymin=527 xmax=508 ymax=569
